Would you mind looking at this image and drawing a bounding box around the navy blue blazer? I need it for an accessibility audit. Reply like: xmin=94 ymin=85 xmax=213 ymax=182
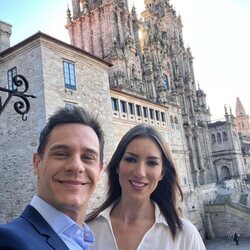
xmin=0 ymin=205 xmax=69 ymax=250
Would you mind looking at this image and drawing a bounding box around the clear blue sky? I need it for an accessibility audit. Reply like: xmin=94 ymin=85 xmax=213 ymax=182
xmin=1 ymin=0 xmax=70 ymax=44
xmin=1 ymin=0 xmax=249 ymax=120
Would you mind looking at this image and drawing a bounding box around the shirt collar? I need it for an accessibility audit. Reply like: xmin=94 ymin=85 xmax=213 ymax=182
xmin=30 ymin=195 xmax=94 ymax=245
xmin=154 ymin=202 xmax=169 ymax=226
xmin=97 ymin=200 xmax=169 ymax=227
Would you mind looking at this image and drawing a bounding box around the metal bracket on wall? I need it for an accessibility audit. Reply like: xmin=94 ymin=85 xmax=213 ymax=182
xmin=0 ymin=75 xmax=36 ymax=121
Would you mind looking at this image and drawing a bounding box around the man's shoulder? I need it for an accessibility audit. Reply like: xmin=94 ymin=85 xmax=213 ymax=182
xmin=0 ymin=225 xmax=32 ymax=249
xmin=0 ymin=205 xmax=52 ymax=241
xmin=0 ymin=214 xmax=29 ymax=231
xmin=0 ymin=217 xmax=35 ymax=250
xmin=0 ymin=205 xmax=69 ymax=250
xmin=0 ymin=205 xmax=42 ymax=230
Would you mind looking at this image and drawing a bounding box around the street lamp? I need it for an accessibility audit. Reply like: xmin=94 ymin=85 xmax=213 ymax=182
xmin=0 ymin=74 xmax=36 ymax=121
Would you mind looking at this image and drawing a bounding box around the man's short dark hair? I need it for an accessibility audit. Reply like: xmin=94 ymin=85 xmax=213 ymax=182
xmin=37 ymin=106 xmax=104 ymax=162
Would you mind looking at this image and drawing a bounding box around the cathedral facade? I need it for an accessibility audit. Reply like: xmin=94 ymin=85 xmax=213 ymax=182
xmin=65 ymin=0 xmax=250 ymax=186
xmin=0 ymin=0 xmax=249 ymax=238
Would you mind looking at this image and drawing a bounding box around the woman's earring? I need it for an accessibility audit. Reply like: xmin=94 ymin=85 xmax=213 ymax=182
xmin=116 ymin=168 xmax=119 ymax=174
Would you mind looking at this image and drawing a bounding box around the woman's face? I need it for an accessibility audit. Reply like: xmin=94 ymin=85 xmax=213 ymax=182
xmin=117 ymin=137 xmax=163 ymax=203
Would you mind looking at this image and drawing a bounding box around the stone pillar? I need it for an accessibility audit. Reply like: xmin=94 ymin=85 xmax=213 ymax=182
xmin=0 ymin=21 xmax=12 ymax=52
xmin=116 ymin=9 xmax=124 ymax=46
xmin=181 ymin=93 xmax=188 ymax=115
xmin=72 ymin=0 xmax=80 ymax=18
xmin=205 ymin=214 xmax=215 ymax=239
xmin=186 ymin=130 xmax=199 ymax=185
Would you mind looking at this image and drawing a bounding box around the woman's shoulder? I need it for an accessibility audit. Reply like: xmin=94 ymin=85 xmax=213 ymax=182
xmin=179 ymin=218 xmax=201 ymax=234
xmin=87 ymin=204 xmax=113 ymax=224
xmin=174 ymin=218 xmax=206 ymax=250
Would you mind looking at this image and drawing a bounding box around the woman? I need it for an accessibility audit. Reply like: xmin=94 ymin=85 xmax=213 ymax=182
xmin=86 ymin=124 xmax=206 ymax=250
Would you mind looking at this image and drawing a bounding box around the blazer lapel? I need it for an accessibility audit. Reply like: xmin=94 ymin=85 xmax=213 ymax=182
xmin=21 ymin=205 xmax=69 ymax=250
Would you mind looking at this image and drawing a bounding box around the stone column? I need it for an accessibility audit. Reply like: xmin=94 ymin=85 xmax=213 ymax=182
xmin=205 ymin=214 xmax=215 ymax=239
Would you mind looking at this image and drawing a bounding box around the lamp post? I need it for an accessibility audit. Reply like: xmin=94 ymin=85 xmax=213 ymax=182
xmin=0 ymin=74 xmax=36 ymax=121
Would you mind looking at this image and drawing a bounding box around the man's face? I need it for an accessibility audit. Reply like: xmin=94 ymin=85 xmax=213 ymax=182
xmin=33 ymin=123 xmax=103 ymax=222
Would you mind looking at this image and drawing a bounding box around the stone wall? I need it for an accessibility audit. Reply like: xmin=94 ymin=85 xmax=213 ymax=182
xmin=0 ymin=33 xmax=113 ymax=222
xmin=0 ymin=39 xmax=45 ymax=222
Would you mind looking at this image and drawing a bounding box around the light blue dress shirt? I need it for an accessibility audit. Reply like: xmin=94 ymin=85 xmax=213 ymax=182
xmin=30 ymin=195 xmax=94 ymax=250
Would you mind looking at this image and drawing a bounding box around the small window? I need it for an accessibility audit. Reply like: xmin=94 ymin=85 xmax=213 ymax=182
xmin=155 ymin=110 xmax=160 ymax=121
xmin=149 ymin=108 xmax=154 ymax=119
xmin=174 ymin=117 xmax=178 ymax=124
xmin=143 ymin=107 xmax=148 ymax=118
xmin=161 ymin=112 xmax=166 ymax=122
xmin=162 ymin=73 xmax=169 ymax=90
xmin=222 ymin=132 xmax=228 ymax=142
xmin=170 ymin=115 xmax=174 ymax=123
xmin=64 ymin=101 xmax=77 ymax=108
xmin=128 ymin=102 xmax=134 ymax=115
xmin=217 ymin=133 xmax=222 ymax=143
xmin=211 ymin=134 xmax=216 ymax=144
xmin=120 ymin=100 xmax=127 ymax=113
xmin=63 ymin=61 xmax=76 ymax=90
xmin=7 ymin=67 xmax=17 ymax=90
xmin=170 ymin=115 xmax=174 ymax=129
xmin=111 ymin=98 xmax=118 ymax=111
xmin=136 ymin=105 xmax=141 ymax=116
xmin=183 ymin=177 xmax=187 ymax=185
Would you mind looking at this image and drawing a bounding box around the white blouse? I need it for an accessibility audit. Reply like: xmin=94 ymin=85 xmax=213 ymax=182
xmin=88 ymin=203 xmax=206 ymax=250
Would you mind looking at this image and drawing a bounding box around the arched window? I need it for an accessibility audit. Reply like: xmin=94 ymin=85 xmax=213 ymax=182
xmin=162 ymin=74 xmax=170 ymax=90
xmin=222 ymin=132 xmax=227 ymax=142
xmin=170 ymin=115 xmax=174 ymax=129
xmin=221 ymin=166 xmax=231 ymax=181
xmin=211 ymin=134 xmax=216 ymax=144
xmin=217 ymin=133 xmax=222 ymax=143
xmin=170 ymin=115 xmax=174 ymax=123
xmin=131 ymin=64 xmax=136 ymax=79
xmin=174 ymin=116 xmax=178 ymax=124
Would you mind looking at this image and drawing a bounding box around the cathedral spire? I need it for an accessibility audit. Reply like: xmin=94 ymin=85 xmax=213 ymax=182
xmin=66 ymin=5 xmax=72 ymax=24
xmin=235 ymin=97 xmax=250 ymax=135
xmin=236 ymin=97 xmax=246 ymax=116
xmin=224 ymin=104 xmax=228 ymax=116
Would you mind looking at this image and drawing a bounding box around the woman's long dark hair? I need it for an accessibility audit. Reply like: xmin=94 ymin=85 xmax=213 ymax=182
xmin=86 ymin=124 xmax=183 ymax=239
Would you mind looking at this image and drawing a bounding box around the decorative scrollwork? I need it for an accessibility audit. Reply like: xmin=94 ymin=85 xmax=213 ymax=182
xmin=13 ymin=96 xmax=30 ymax=121
xmin=0 ymin=74 xmax=36 ymax=120
xmin=12 ymin=75 xmax=29 ymax=93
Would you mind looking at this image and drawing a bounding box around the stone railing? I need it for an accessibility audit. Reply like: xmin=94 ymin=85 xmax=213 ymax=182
xmin=229 ymin=201 xmax=250 ymax=213
xmin=205 ymin=201 xmax=250 ymax=214
xmin=205 ymin=193 xmax=250 ymax=214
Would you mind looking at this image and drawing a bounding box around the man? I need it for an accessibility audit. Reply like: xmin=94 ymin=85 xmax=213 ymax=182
xmin=0 ymin=106 xmax=104 ymax=249
xmin=234 ymin=231 xmax=240 ymax=245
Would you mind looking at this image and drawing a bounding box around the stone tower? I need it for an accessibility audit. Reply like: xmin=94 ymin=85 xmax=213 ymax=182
xmin=66 ymin=0 xmax=213 ymax=186
xmin=66 ymin=0 xmax=143 ymax=96
xmin=140 ymin=0 xmax=212 ymax=186
xmin=235 ymin=97 xmax=250 ymax=136
xmin=208 ymin=106 xmax=246 ymax=182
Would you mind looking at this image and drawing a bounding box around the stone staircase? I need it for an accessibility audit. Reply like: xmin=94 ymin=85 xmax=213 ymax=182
xmin=204 ymin=190 xmax=250 ymax=238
